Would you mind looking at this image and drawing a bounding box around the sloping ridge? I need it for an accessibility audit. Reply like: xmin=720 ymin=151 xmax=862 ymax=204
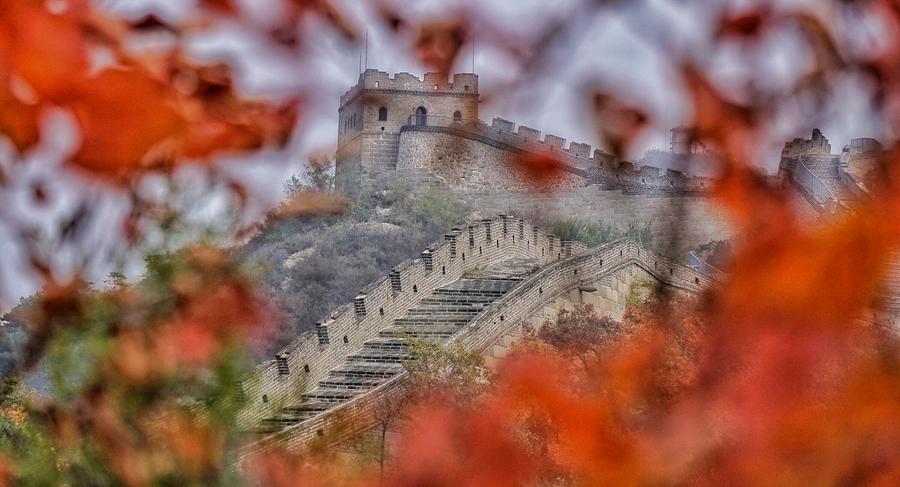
xmin=238 ymin=222 xmax=717 ymax=457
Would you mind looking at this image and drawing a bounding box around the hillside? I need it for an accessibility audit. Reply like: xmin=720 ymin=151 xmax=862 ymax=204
xmin=241 ymin=185 xmax=472 ymax=358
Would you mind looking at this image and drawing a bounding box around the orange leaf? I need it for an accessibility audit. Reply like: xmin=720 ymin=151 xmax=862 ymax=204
xmin=415 ymin=20 xmax=468 ymax=76
xmin=278 ymin=191 xmax=347 ymax=217
xmin=66 ymin=67 xmax=187 ymax=176
xmin=592 ymin=91 xmax=650 ymax=159
xmin=513 ymin=152 xmax=569 ymax=192
xmin=0 ymin=88 xmax=40 ymax=152
xmin=0 ymin=1 xmax=88 ymax=100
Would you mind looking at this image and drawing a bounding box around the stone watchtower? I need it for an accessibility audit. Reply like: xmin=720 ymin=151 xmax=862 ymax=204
xmin=334 ymin=69 xmax=479 ymax=194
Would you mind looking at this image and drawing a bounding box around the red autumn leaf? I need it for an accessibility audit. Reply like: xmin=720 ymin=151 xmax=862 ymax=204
xmin=714 ymin=191 xmax=900 ymax=330
xmin=592 ymin=91 xmax=650 ymax=159
xmin=277 ymin=191 xmax=347 ymax=217
xmin=199 ymin=0 xmax=238 ymax=14
xmin=375 ymin=3 xmax=406 ymax=32
xmin=681 ymin=66 xmax=758 ymax=162
xmin=283 ymin=0 xmax=357 ymax=41
xmin=415 ymin=20 xmax=468 ymax=76
xmin=0 ymin=89 xmax=40 ymax=152
xmin=0 ymin=1 xmax=88 ymax=100
xmin=513 ymin=152 xmax=569 ymax=192
xmin=129 ymin=14 xmax=177 ymax=33
xmin=715 ymin=8 xmax=772 ymax=40
xmin=66 ymin=67 xmax=186 ymax=177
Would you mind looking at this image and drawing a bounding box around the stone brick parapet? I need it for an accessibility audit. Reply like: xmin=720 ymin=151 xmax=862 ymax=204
xmin=397 ymin=117 xmax=712 ymax=195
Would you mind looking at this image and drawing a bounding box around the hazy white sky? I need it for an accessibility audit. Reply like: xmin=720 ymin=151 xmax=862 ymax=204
xmin=0 ymin=0 xmax=885 ymax=311
xmin=106 ymin=0 xmax=880 ymax=172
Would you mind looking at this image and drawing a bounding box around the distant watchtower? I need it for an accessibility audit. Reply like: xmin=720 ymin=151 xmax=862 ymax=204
xmin=670 ymin=126 xmax=698 ymax=155
xmin=334 ymin=70 xmax=480 ymax=194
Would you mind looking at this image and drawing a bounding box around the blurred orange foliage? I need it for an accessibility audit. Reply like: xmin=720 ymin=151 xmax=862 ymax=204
xmin=0 ymin=0 xmax=297 ymax=181
xmin=2 ymin=0 xmax=900 ymax=485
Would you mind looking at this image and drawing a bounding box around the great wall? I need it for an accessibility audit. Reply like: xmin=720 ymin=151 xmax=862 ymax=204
xmin=237 ymin=70 xmax=900 ymax=454
xmin=238 ymin=215 xmax=716 ymax=455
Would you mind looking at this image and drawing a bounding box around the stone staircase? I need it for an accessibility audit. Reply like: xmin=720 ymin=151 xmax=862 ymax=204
xmin=792 ymin=158 xmax=899 ymax=327
xmin=252 ymin=274 xmax=524 ymax=435
xmin=877 ymin=253 xmax=900 ymax=328
xmin=802 ymin=155 xmax=862 ymax=207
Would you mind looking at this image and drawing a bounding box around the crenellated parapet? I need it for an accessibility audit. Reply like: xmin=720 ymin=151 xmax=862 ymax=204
xmin=483 ymin=117 xmax=713 ymax=193
xmin=340 ymin=69 xmax=479 ymax=106
xmin=395 ymin=114 xmax=714 ymax=194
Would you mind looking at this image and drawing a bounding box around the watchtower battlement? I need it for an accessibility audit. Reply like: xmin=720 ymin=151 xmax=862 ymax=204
xmin=340 ymin=70 xmax=479 ymax=106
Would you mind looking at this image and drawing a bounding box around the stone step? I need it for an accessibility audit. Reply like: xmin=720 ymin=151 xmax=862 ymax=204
xmin=318 ymin=376 xmax=385 ymax=390
xmin=252 ymin=401 xmax=332 ymax=434
xmin=331 ymin=362 xmax=404 ymax=379
xmin=440 ymin=277 xmax=522 ymax=288
xmin=406 ymin=306 xmax=481 ymax=316
xmin=260 ymin=416 xmax=301 ymax=428
xmin=302 ymin=388 xmax=361 ymax=403
xmin=360 ymin=337 xmax=410 ymax=351
xmin=282 ymin=402 xmax=331 ymax=416
xmin=380 ymin=324 xmax=461 ymax=339
xmin=252 ymin=421 xmax=297 ymax=435
xmin=348 ymin=348 xmax=412 ymax=364
xmin=431 ymin=289 xmax=507 ymax=298
xmin=394 ymin=316 xmax=471 ymax=326
xmin=420 ymin=295 xmax=499 ymax=305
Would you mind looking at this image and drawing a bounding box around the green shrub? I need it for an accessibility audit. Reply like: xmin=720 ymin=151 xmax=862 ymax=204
xmin=545 ymin=217 xmax=653 ymax=248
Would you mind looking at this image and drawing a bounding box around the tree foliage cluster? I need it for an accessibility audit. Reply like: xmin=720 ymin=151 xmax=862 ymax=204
xmin=0 ymin=248 xmax=261 ymax=486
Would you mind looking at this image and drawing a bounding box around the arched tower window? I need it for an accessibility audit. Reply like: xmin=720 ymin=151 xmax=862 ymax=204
xmin=378 ymin=107 xmax=388 ymax=121
xmin=415 ymin=106 xmax=427 ymax=126
xmin=453 ymin=110 xmax=462 ymax=122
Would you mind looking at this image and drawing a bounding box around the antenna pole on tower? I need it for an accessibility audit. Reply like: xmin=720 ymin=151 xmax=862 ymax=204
xmin=472 ymin=36 xmax=475 ymax=73
xmin=365 ymin=30 xmax=369 ymax=70
xmin=359 ymin=51 xmax=362 ymax=74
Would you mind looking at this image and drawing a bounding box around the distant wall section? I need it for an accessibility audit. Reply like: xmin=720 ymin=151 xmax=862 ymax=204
xmin=396 ymin=130 xmax=587 ymax=192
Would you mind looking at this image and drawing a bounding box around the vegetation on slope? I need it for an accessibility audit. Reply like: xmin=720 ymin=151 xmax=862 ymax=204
xmin=242 ymin=184 xmax=471 ymax=358
xmin=543 ymin=217 xmax=653 ymax=249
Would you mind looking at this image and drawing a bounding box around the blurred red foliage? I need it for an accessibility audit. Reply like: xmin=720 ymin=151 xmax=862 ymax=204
xmin=0 ymin=0 xmax=298 ymax=182
xmin=3 ymin=0 xmax=900 ymax=485
xmin=513 ymin=152 xmax=570 ymax=192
